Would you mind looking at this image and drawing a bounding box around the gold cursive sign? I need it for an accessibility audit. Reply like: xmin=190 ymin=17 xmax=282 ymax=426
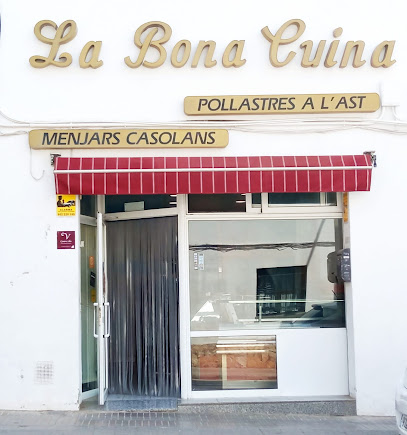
xmin=29 ymin=20 xmax=77 ymax=68
xmin=29 ymin=19 xmax=396 ymax=69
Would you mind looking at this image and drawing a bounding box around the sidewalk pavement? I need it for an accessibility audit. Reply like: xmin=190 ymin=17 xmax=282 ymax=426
xmin=0 ymin=410 xmax=399 ymax=434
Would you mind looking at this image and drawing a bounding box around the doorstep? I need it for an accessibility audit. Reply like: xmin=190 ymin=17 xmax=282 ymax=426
xmin=105 ymin=395 xmax=178 ymax=411
xmin=178 ymin=396 xmax=356 ymax=416
xmin=81 ymin=395 xmax=356 ymax=416
xmin=80 ymin=396 xmax=178 ymax=412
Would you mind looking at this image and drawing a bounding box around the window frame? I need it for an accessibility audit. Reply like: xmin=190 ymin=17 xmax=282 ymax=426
xmin=261 ymin=192 xmax=343 ymax=215
xmin=186 ymin=193 xmax=343 ymax=216
xmin=178 ymin=194 xmax=348 ymax=399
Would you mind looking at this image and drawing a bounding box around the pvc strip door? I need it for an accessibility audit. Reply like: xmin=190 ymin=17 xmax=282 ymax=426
xmin=106 ymin=216 xmax=180 ymax=397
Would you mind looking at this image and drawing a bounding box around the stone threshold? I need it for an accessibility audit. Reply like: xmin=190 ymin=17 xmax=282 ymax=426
xmin=178 ymin=395 xmax=356 ymax=416
xmin=104 ymin=395 xmax=178 ymax=411
xmin=81 ymin=395 xmax=356 ymax=416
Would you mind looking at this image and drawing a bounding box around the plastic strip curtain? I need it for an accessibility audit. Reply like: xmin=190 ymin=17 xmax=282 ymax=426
xmin=106 ymin=216 xmax=180 ymax=397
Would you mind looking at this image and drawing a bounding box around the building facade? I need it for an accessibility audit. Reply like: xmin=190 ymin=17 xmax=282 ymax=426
xmin=0 ymin=0 xmax=406 ymax=416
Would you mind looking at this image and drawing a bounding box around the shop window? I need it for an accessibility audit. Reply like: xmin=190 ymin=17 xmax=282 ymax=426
xmin=189 ymin=219 xmax=344 ymax=331
xmin=105 ymin=194 xmax=176 ymax=213
xmin=80 ymin=195 xmax=96 ymax=217
xmin=251 ymin=193 xmax=262 ymax=208
xmin=267 ymin=192 xmax=337 ymax=206
xmin=191 ymin=336 xmax=277 ymax=391
xmin=188 ymin=193 xmax=340 ymax=214
xmin=188 ymin=194 xmax=246 ymax=213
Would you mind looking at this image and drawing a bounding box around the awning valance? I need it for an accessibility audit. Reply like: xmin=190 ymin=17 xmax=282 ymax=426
xmin=54 ymin=155 xmax=373 ymax=195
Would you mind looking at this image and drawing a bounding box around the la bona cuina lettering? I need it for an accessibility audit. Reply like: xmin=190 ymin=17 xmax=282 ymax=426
xmin=29 ymin=19 xmax=396 ymax=70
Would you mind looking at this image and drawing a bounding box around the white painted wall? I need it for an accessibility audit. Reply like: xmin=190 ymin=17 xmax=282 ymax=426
xmin=0 ymin=136 xmax=81 ymax=410
xmin=0 ymin=0 xmax=406 ymax=414
xmin=348 ymin=154 xmax=407 ymax=416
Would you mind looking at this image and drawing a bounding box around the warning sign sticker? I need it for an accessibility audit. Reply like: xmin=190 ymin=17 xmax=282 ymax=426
xmin=56 ymin=194 xmax=76 ymax=216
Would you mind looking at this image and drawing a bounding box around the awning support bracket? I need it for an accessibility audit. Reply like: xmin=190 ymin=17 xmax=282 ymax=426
xmin=364 ymin=151 xmax=377 ymax=167
xmin=50 ymin=154 xmax=61 ymax=166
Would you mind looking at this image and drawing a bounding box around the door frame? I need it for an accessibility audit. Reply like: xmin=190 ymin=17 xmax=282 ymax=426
xmin=104 ymin=207 xmax=178 ymax=222
xmin=79 ymin=215 xmax=99 ymax=402
xmin=97 ymin=195 xmax=186 ymax=401
xmin=96 ymin=210 xmax=109 ymax=405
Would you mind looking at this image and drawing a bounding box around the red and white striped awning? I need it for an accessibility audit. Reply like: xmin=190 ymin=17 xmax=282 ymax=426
xmin=54 ymin=155 xmax=373 ymax=195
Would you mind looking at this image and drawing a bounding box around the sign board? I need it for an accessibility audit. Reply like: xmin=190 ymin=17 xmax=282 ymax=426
xmin=184 ymin=93 xmax=380 ymax=115
xmin=56 ymin=194 xmax=76 ymax=216
xmin=57 ymin=231 xmax=75 ymax=249
xmin=30 ymin=129 xmax=229 ymax=149
xmin=28 ymin=19 xmax=396 ymax=70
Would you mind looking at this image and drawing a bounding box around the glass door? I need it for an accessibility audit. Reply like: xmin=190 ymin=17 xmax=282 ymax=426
xmin=80 ymin=223 xmax=98 ymax=398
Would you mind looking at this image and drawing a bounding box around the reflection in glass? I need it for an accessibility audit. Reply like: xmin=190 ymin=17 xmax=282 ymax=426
xmin=81 ymin=195 xmax=96 ymax=217
xmin=251 ymin=193 xmax=261 ymax=207
xmin=268 ymin=192 xmax=337 ymax=206
xmin=189 ymin=194 xmax=246 ymax=212
xmin=257 ymin=266 xmax=307 ymax=317
xmin=80 ymin=224 xmax=98 ymax=392
xmin=191 ymin=336 xmax=277 ymax=390
xmin=105 ymin=194 xmax=176 ymax=213
xmin=189 ymin=219 xmax=344 ymax=330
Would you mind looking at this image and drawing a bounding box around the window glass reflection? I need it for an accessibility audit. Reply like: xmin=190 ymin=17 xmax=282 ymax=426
xmin=81 ymin=195 xmax=96 ymax=217
xmin=189 ymin=219 xmax=344 ymax=330
xmin=105 ymin=194 xmax=176 ymax=213
xmin=189 ymin=194 xmax=246 ymax=213
xmin=268 ymin=192 xmax=337 ymax=206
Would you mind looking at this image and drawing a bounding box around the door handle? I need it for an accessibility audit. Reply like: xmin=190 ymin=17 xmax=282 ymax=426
xmin=93 ymin=302 xmax=98 ymax=338
xmin=104 ymin=302 xmax=111 ymax=338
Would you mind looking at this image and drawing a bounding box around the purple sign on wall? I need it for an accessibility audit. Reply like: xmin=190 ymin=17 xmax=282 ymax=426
xmin=57 ymin=231 xmax=75 ymax=249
